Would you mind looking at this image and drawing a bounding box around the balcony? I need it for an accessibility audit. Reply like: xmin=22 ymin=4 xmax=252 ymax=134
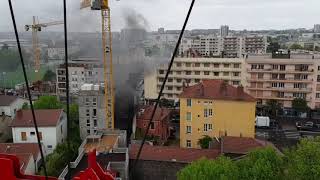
xmin=247 ymin=86 xmax=312 ymax=93
xmin=247 ymin=77 xmax=313 ymax=83
xmin=247 ymin=68 xmax=314 ymax=74
xmin=256 ymin=96 xmax=312 ymax=101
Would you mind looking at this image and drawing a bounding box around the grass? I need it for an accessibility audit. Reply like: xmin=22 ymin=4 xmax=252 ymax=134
xmin=0 ymin=65 xmax=53 ymax=88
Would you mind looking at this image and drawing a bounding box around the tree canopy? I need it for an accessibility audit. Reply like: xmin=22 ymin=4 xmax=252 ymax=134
xmin=198 ymin=135 xmax=213 ymax=149
xmin=290 ymin=43 xmax=304 ymax=50
xmin=33 ymin=96 xmax=63 ymax=109
xmin=264 ymin=99 xmax=282 ymax=117
xmin=178 ymin=138 xmax=320 ymax=180
xmin=292 ymin=98 xmax=309 ymax=113
xmin=42 ymin=70 xmax=56 ymax=82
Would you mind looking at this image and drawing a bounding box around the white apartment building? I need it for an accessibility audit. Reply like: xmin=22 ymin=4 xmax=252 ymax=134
xmin=144 ymin=57 xmax=245 ymax=100
xmin=179 ymin=35 xmax=267 ymax=58
xmin=10 ymin=109 xmax=67 ymax=154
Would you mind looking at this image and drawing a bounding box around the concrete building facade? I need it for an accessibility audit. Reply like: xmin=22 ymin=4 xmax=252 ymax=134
xmin=144 ymin=57 xmax=245 ymax=101
xmin=78 ymin=84 xmax=108 ymax=140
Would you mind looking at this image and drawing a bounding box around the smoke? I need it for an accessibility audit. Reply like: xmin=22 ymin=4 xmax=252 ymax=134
xmin=122 ymin=8 xmax=150 ymax=30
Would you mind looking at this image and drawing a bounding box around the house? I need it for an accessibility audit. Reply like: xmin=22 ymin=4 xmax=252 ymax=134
xmin=0 ymin=95 xmax=27 ymax=118
xmin=0 ymin=95 xmax=27 ymax=142
xmin=0 ymin=143 xmax=44 ymax=175
xmin=136 ymin=105 xmax=171 ymax=142
xmin=179 ymin=79 xmax=256 ymax=148
xmin=59 ymin=130 xmax=128 ymax=180
xmin=129 ymin=144 xmax=220 ymax=180
xmin=10 ymin=109 xmax=67 ymax=154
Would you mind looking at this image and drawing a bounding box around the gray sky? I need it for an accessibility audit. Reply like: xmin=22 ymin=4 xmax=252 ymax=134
xmin=0 ymin=0 xmax=319 ymax=32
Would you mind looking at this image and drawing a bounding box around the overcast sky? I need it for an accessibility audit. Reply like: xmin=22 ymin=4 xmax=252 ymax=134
xmin=0 ymin=0 xmax=319 ymax=32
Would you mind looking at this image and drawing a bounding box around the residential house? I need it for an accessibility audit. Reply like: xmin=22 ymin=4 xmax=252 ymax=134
xmin=0 ymin=143 xmax=44 ymax=175
xmin=179 ymin=79 xmax=256 ymax=148
xmin=10 ymin=109 xmax=67 ymax=154
xmin=0 ymin=95 xmax=27 ymax=142
xmin=136 ymin=105 xmax=171 ymax=142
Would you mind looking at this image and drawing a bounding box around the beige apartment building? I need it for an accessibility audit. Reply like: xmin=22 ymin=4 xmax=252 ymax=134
xmin=245 ymin=54 xmax=320 ymax=109
xmin=144 ymin=57 xmax=245 ymax=100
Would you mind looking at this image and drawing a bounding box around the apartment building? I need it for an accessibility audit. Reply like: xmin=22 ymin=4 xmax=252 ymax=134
xmin=179 ymin=35 xmax=267 ymax=58
xmin=245 ymin=54 xmax=320 ymax=108
xmin=78 ymin=84 xmax=111 ymax=139
xmin=56 ymin=63 xmax=103 ymax=101
xmin=144 ymin=57 xmax=245 ymax=101
xmin=179 ymin=80 xmax=256 ymax=148
xmin=220 ymin=25 xmax=229 ymax=37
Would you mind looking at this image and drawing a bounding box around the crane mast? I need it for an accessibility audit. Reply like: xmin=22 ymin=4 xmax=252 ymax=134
xmin=81 ymin=0 xmax=115 ymax=129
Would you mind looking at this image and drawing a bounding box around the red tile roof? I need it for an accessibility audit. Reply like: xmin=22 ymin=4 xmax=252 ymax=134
xmin=179 ymin=80 xmax=255 ymax=102
xmin=10 ymin=109 xmax=63 ymax=127
xmin=16 ymin=153 xmax=33 ymax=172
xmin=130 ymin=144 xmax=220 ymax=163
xmin=221 ymin=136 xmax=267 ymax=154
xmin=0 ymin=143 xmax=40 ymax=160
xmin=0 ymin=95 xmax=18 ymax=106
xmin=137 ymin=106 xmax=171 ymax=122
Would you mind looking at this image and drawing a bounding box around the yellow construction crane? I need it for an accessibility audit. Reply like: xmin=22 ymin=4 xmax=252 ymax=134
xmin=81 ymin=0 xmax=115 ymax=129
xmin=25 ymin=16 xmax=63 ymax=77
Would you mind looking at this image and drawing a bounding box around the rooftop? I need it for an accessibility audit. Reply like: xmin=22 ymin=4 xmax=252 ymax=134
xmin=221 ymin=136 xmax=268 ymax=154
xmin=84 ymin=135 xmax=118 ymax=153
xmin=129 ymin=144 xmax=220 ymax=163
xmin=10 ymin=109 xmax=63 ymax=127
xmin=137 ymin=105 xmax=171 ymax=121
xmin=0 ymin=95 xmax=17 ymax=106
xmin=179 ymin=80 xmax=255 ymax=102
xmin=0 ymin=143 xmax=40 ymax=160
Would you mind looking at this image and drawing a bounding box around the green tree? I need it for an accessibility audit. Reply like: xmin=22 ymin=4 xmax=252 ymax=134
xmin=292 ymin=98 xmax=308 ymax=113
xmin=267 ymin=42 xmax=280 ymax=53
xmin=33 ymin=96 xmax=63 ymax=109
xmin=285 ymin=137 xmax=320 ymax=180
xmin=237 ymin=147 xmax=284 ymax=180
xmin=264 ymin=99 xmax=282 ymax=118
xmin=198 ymin=135 xmax=213 ymax=149
xmin=177 ymin=157 xmax=239 ymax=180
xmin=42 ymin=70 xmax=56 ymax=82
xmin=290 ymin=43 xmax=304 ymax=50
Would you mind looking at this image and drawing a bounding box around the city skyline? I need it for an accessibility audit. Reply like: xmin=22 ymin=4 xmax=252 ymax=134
xmin=0 ymin=0 xmax=320 ymax=32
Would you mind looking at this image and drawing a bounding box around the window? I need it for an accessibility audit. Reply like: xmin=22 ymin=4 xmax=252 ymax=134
xmin=294 ymin=83 xmax=307 ymax=89
xmin=195 ymin=79 xmax=200 ymax=83
xmin=204 ymin=71 xmax=210 ymax=75
xmin=21 ymin=132 xmax=27 ymax=141
xmin=195 ymin=71 xmax=200 ymax=75
xmin=194 ymin=63 xmax=200 ymax=67
xmin=187 ymin=99 xmax=192 ymax=107
xmin=176 ymin=71 xmax=182 ymax=75
xmin=223 ymin=64 xmax=230 ymax=68
xmin=293 ymin=93 xmax=307 ymax=98
xmin=150 ymin=122 xmax=155 ymax=129
xmin=214 ymin=72 xmax=219 ymax=76
xmin=176 ymin=63 xmax=182 ymax=67
xmin=209 ymin=109 xmax=213 ymax=116
xmin=85 ymin=98 xmax=90 ymax=105
xmin=87 ymin=129 xmax=90 ymax=134
xmin=47 ymin=145 xmax=53 ymax=149
xmin=233 ymin=81 xmax=240 ymax=85
xmin=204 ymin=63 xmax=210 ymax=67
xmin=234 ymin=64 xmax=240 ymax=68
xmin=271 ymin=74 xmax=278 ymax=79
xmin=168 ymin=78 xmax=173 ymax=82
xmin=93 ymin=109 xmax=97 ymax=116
xmin=186 ymin=63 xmax=191 ymax=67
xmin=233 ymin=72 xmax=240 ymax=77
xmin=258 ymin=64 xmax=264 ymax=69
xmin=278 ymin=83 xmax=285 ymax=88
xmin=280 ymin=65 xmax=286 ymax=71
xmin=204 ymin=109 xmax=208 ymax=118
xmin=258 ymin=73 xmax=263 ymax=79
xmin=30 ymin=132 xmax=35 ymax=136
xmin=186 ymin=112 xmax=192 ymax=121
xmin=186 ymin=140 xmax=191 ymax=148
xmin=176 ymin=79 xmax=182 ymax=83
xmin=186 ymin=71 xmax=192 ymax=75
xmin=272 ymin=64 xmax=278 ymax=70
xmin=86 ymin=109 xmax=90 ymax=117
xmin=279 ymin=74 xmax=285 ymax=80
xmin=186 ymin=126 xmax=192 ymax=134
xmin=317 ymin=93 xmax=320 ymax=99
xmin=251 ymin=64 xmax=257 ymax=69
xmin=302 ymin=75 xmax=308 ymax=80
xmin=223 ymin=72 xmax=229 ymax=76
xmin=204 ymin=124 xmax=213 ymax=132
xmin=167 ymin=86 xmax=173 ymax=90
xmin=93 ymin=98 xmax=97 ymax=105
xmin=271 ymin=83 xmax=277 ymax=87
xmin=158 ymin=78 xmax=164 ymax=82
xmin=159 ymin=70 xmax=164 ymax=74
xmin=278 ymin=92 xmax=285 ymax=98
xmin=39 ymin=132 xmax=42 ymax=141
xmin=214 ymin=63 xmax=219 ymax=68
xmin=94 ymin=120 xmax=97 ymax=127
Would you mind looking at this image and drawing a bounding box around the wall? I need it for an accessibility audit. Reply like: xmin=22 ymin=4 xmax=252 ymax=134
xmin=144 ymin=71 xmax=158 ymax=100
xmin=180 ymin=98 xmax=256 ymax=148
xmin=23 ymin=156 xmax=36 ymax=175
xmin=0 ymin=116 xmax=13 ymax=142
xmin=0 ymin=98 xmax=27 ymax=117
xmin=56 ymin=112 xmax=67 ymax=144
xmin=12 ymin=127 xmax=57 ymax=155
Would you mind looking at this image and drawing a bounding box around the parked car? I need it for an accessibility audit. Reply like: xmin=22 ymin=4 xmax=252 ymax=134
xmin=305 ymin=121 xmax=314 ymax=127
xmin=255 ymin=116 xmax=270 ymax=128
xmin=296 ymin=121 xmax=302 ymax=130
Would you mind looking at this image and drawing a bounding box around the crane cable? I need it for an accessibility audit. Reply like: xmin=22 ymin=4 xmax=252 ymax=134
xmin=131 ymin=0 xmax=196 ymax=177
xmin=7 ymin=0 xmax=48 ymax=179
